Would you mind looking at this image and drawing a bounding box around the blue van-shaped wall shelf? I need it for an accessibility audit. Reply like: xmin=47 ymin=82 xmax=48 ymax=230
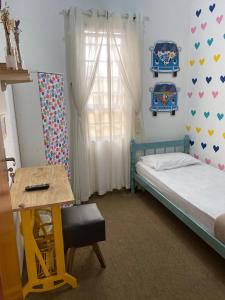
xmin=150 ymin=83 xmax=179 ymax=116
xmin=150 ymin=41 xmax=181 ymax=77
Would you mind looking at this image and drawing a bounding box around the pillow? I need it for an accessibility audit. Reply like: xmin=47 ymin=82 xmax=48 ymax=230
xmin=140 ymin=152 xmax=200 ymax=171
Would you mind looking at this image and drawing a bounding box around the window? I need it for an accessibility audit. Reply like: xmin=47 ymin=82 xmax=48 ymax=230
xmin=85 ymin=30 xmax=125 ymax=141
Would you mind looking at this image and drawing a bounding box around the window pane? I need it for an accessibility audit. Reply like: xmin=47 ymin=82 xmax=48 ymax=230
xmin=85 ymin=30 xmax=124 ymax=141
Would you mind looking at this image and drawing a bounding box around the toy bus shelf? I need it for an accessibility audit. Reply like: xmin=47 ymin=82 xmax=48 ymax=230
xmin=10 ymin=165 xmax=77 ymax=298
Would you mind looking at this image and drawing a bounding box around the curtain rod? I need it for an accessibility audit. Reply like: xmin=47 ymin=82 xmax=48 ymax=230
xmin=60 ymin=9 xmax=150 ymax=22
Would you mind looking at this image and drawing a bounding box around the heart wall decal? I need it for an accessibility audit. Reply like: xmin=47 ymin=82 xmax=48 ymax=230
xmin=201 ymin=142 xmax=207 ymax=149
xmin=218 ymin=164 xmax=225 ymax=171
xmin=209 ymin=4 xmax=216 ymax=13
xmin=191 ymin=26 xmax=197 ymax=34
xmin=199 ymin=58 xmax=205 ymax=65
xmin=214 ymin=54 xmax=221 ymax=62
xmin=196 ymin=9 xmax=202 ymax=17
xmin=198 ymin=91 xmax=204 ymax=98
xmin=213 ymin=145 xmax=220 ymax=152
xmin=207 ymin=38 xmax=213 ymax=46
xmin=191 ymin=110 xmax=196 ymax=116
xmin=192 ymin=78 xmax=197 ymax=85
xmin=212 ymin=91 xmax=218 ymax=98
xmin=206 ymin=76 xmax=212 ymax=84
xmin=201 ymin=22 xmax=207 ymax=30
xmin=186 ymin=125 xmax=191 ymax=131
xmin=220 ymin=75 xmax=225 ymax=83
xmin=205 ymin=158 xmax=211 ymax=164
xmin=204 ymin=112 xmax=210 ymax=119
xmin=216 ymin=15 xmax=223 ymax=24
xmin=205 ymin=158 xmax=211 ymax=165
xmin=195 ymin=42 xmax=200 ymax=49
xmin=208 ymin=129 xmax=214 ymax=136
xmin=217 ymin=113 xmax=224 ymax=120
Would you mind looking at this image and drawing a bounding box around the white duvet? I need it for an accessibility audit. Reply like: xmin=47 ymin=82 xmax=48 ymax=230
xmin=136 ymin=161 xmax=225 ymax=234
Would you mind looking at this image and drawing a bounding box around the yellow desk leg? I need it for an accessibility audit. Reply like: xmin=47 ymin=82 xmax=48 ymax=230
xmin=51 ymin=204 xmax=77 ymax=288
xmin=21 ymin=207 xmax=77 ymax=299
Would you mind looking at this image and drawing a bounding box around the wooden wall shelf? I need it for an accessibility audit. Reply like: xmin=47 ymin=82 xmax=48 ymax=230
xmin=0 ymin=63 xmax=32 ymax=91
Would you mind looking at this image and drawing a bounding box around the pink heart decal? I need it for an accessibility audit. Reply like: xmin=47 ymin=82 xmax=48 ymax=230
xmin=205 ymin=158 xmax=211 ymax=165
xmin=191 ymin=26 xmax=196 ymax=34
xmin=187 ymin=92 xmax=192 ymax=98
xmin=201 ymin=22 xmax=207 ymax=30
xmin=212 ymin=91 xmax=219 ymax=98
xmin=198 ymin=91 xmax=204 ymax=98
xmin=194 ymin=154 xmax=199 ymax=159
xmin=218 ymin=164 xmax=225 ymax=171
xmin=216 ymin=15 xmax=223 ymax=24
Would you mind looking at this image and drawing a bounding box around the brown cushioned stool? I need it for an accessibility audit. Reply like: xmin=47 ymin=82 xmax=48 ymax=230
xmin=61 ymin=203 xmax=106 ymax=270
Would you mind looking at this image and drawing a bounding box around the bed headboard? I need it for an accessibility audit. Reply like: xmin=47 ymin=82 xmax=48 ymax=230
xmin=130 ymin=135 xmax=190 ymax=192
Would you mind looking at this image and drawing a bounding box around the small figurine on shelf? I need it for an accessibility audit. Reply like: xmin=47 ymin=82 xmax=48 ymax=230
xmin=0 ymin=6 xmax=17 ymax=69
xmin=13 ymin=20 xmax=23 ymax=69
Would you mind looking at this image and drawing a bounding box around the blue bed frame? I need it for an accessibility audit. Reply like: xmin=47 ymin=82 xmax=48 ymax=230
xmin=130 ymin=135 xmax=225 ymax=259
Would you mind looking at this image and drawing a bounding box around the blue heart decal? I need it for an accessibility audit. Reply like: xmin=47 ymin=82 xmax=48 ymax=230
xmin=190 ymin=140 xmax=195 ymax=146
xmin=191 ymin=110 xmax=196 ymax=116
xmin=192 ymin=78 xmax=197 ymax=85
xmin=201 ymin=142 xmax=207 ymax=149
xmin=217 ymin=113 xmax=224 ymax=120
xmin=206 ymin=76 xmax=212 ymax=84
xmin=209 ymin=4 xmax=216 ymax=13
xmin=220 ymin=75 xmax=225 ymax=83
xmin=195 ymin=42 xmax=200 ymax=49
xmin=213 ymin=145 xmax=219 ymax=152
xmin=207 ymin=38 xmax=213 ymax=46
xmin=196 ymin=9 xmax=202 ymax=17
xmin=204 ymin=111 xmax=210 ymax=118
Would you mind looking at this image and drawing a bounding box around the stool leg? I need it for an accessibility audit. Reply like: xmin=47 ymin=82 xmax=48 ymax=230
xmin=92 ymin=243 xmax=106 ymax=268
xmin=66 ymin=248 xmax=76 ymax=273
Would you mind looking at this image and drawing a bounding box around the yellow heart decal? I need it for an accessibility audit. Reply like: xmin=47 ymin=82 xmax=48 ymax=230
xmin=199 ymin=58 xmax=205 ymax=65
xmin=208 ymin=129 xmax=214 ymax=136
xmin=222 ymin=132 xmax=225 ymax=139
xmin=189 ymin=60 xmax=195 ymax=66
xmin=196 ymin=127 xmax=201 ymax=133
xmin=214 ymin=54 xmax=221 ymax=62
xmin=186 ymin=125 xmax=191 ymax=132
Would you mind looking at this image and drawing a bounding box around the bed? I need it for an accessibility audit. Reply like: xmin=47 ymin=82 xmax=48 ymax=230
xmin=130 ymin=135 xmax=225 ymax=259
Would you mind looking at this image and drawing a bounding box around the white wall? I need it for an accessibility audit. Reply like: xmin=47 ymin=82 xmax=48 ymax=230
xmin=8 ymin=0 xmax=191 ymax=167
xmin=8 ymin=0 xmax=104 ymax=167
xmin=103 ymin=0 xmax=192 ymax=141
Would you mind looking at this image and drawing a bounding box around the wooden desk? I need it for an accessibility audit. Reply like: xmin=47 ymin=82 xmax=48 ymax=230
xmin=10 ymin=165 xmax=77 ymax=298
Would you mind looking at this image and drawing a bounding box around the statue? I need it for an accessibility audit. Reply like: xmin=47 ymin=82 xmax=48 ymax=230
xmin=13 ymin=20 xmax=23 ymax=68
xmin=1 ymin=7 xmax=14 ymax=57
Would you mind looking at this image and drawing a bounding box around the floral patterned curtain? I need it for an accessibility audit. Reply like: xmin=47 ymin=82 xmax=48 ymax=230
xmin=38 ymin=72 xmax=70 ymax=177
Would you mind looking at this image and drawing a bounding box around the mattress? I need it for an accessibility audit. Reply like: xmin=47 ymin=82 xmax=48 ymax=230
xmin=136 ymin=161 xmax=225 ymax=235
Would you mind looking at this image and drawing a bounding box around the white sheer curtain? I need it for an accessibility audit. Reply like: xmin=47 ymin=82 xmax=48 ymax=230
xmin=65 ymin=8 xmax=143 ymax=202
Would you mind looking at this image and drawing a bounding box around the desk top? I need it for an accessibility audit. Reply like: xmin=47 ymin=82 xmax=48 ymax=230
xmin=10 ymin=165 xmax=74 ymax=211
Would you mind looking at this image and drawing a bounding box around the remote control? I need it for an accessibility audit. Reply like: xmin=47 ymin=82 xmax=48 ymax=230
xmin=25 ymin=183 xmax=50 ymax=192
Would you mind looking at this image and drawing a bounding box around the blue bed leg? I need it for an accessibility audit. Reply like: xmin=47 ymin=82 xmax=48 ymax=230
xmin=131 ymin=180 xmax=135 ymax=193
xmin=130 ymin=139 xmax=136 ymax=193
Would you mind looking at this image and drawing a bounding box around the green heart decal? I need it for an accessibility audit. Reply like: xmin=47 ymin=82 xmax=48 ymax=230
xmin=207 ymin=38 xmax=213 ymax=46
xmin=195 ymin=42 xmax=200 ymax=49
